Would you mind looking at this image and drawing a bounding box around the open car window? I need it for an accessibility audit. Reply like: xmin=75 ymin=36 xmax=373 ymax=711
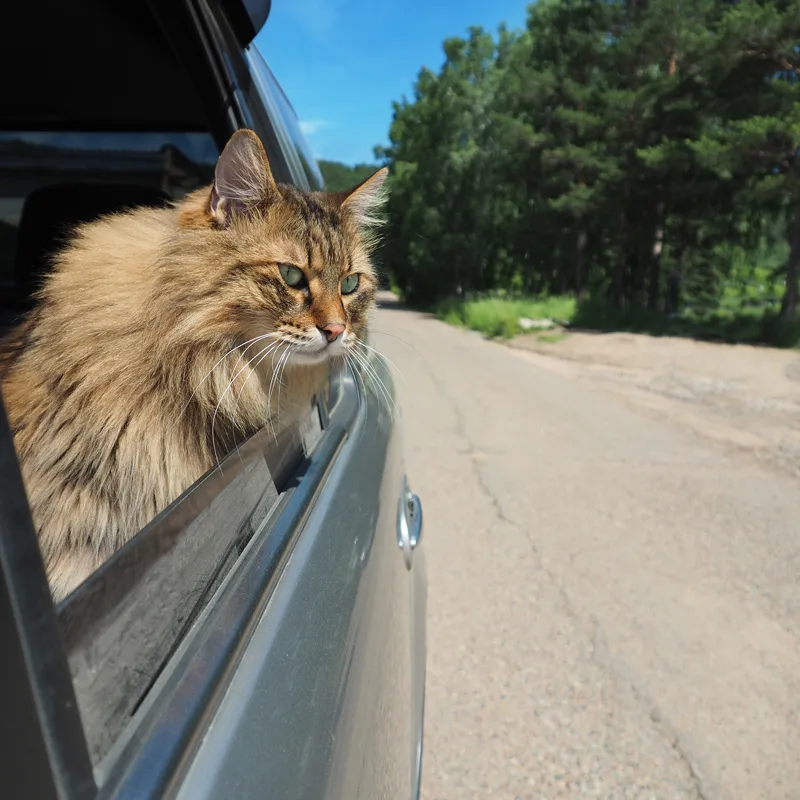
xmin=0 ymin=0 xmax=334 ymax=780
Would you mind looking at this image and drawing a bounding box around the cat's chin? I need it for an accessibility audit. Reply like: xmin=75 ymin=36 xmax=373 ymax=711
xmin=287 ymin=348 xmax=334 ymax=366
xmin=287 ymin=338 xmax=351 ymax=366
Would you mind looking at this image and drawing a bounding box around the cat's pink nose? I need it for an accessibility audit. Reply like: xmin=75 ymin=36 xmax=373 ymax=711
xmin=319 ymin=323 xmax=345 ymax=342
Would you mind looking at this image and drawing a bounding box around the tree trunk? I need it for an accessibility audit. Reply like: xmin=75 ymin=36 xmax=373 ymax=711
xmin=611 ymin=190 xmax=630 ymax=308
xmin=779 ymin=205 xmax=800 ymax=319
xmin=665 ymin=218 xmax=689 ymax=315
xmin=575 ymin=225 xmax=587 ymax=304
xmin=666 ymin=270 xmax=681 ymax=315
xmin=647 ymin=199 xmax=666 ymax=310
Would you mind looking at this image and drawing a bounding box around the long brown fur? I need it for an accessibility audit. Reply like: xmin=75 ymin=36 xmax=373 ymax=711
xmin=0 ymin=129 xmax=388 ymax=601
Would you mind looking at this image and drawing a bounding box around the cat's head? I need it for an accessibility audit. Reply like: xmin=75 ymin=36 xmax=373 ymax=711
xmin=177 ymin=129 xmax=387 ymax=366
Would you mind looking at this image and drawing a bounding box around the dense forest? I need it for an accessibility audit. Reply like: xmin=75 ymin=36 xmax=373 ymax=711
xmin=361 ymin=0 xmax=800 ymax=342
xmin=318 ymin=161 xmax=380 ymax=193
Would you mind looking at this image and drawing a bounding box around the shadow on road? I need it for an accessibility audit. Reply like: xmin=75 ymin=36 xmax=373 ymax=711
xmin=375 ymin=291 xmax=406 ymax=311
xmin=375 ymin=291 xmax=438 ymax=320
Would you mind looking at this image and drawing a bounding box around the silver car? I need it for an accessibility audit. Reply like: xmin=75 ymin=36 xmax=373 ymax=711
xmin=0 ymin=1 xmax=427 ymax=798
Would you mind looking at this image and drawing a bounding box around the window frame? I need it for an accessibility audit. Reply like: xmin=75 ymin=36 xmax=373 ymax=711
xmin=0 ymin=395 xmax=94 ymax=800
xmin=244 ymin=44 xmax=327 ymax=191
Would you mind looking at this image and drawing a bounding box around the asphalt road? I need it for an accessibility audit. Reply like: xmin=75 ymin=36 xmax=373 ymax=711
xmin=373 ymin=295 xmax=800 ymax=800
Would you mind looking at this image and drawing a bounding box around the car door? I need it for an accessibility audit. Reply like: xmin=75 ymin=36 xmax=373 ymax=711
xmin=1 ymin=1 xmax=426 ymax=798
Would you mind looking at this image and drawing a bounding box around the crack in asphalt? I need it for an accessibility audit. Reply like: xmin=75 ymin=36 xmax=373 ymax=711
xmin=419 ymin=340 xmax=708 ymax=799
xmin=670 ymin=737 xmax=709 ymax=800
xmin=374 ymin=308 xmax=719 ymax=795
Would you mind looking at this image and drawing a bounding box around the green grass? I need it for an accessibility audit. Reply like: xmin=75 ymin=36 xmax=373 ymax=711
xmin=436 ymin=295 xmax=576 ymax=338
xmin=422 ymin=236 xmax=800 ymax=346
xmin=436 ymin=293 xmax=800 ymax=347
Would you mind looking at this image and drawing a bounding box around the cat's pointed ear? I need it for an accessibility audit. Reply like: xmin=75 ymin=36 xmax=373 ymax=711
xmin=210 ymin=129 xmax=278 ymax=225
xmin=338 ymin=168 xmax=389 ymax=227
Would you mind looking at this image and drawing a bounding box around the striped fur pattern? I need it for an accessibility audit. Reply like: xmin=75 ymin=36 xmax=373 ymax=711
xmin=0 ymin=130 xmax=388 ymax=600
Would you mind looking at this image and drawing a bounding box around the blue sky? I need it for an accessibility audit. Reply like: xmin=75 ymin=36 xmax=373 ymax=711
xmin=256 ymin=0 xmax=529 ymax=166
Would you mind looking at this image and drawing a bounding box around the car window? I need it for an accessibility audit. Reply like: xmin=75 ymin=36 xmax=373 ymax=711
xmin=0 ymin=1 xmax=330 ymax=771
xmin=244 ymin=45 xmax=326 ymax=191
xmin=0 ymin=121 xmax=328 ymax=755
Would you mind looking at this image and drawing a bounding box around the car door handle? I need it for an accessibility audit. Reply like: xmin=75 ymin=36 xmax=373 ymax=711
xmin=406 ymin=491 xmax=422 ymax=549
xmin=397 ymin=477 xmax=423 ymax=569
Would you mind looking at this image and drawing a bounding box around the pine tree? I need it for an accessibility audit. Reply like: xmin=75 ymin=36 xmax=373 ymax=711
xmin=690 ymin=0 xmax=800 ymax=316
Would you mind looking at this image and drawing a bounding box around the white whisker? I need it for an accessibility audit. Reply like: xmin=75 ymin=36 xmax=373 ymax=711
xmin=240 ymin=338 xmax=288 ymax=442
xmin=266 ymin=343 xmax=291 ymax=441
xmin=231 ymin=339 xmax=283 ymax=420
xmin=367 ymin=329 xmax=435 ymax=372
xmin=350 ymin=348 xmax=391 ymax=425
xmin=345 ymin=353 xmax=370 ymax=435
xmin=353 ymin=338 xmax=407 ymax=385
xmin=211 ymin=339 xmax=281 ymax=470
xmin=271 ymin=345 xmax=294 ymax=439
xmin=229 ymin=339 xmax=285 ymax=464
xmin=276 ymin=344 xmax=293 ymax=406
xmin=348 ymin=345 xmax=397 ymax=420
xmin=180 ymin=331 xmax=280 ymax=420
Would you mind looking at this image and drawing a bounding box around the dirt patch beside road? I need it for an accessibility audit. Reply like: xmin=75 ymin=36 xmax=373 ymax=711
xmin=508 ymin=331 xmax=800 ymax=478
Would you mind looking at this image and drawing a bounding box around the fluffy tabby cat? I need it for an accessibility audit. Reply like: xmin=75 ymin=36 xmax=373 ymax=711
xmin=0 ymin=129 xmax=387 ymax=601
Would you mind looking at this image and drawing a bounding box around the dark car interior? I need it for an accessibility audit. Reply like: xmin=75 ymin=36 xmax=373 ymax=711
xmin=13 ymin=183 xmax=171 ymax=304
xmin=0 ymin=0 xmax=220 ymax=329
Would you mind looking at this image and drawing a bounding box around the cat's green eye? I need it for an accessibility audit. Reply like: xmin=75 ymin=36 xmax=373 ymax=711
xmin=341 ymin=273 xmax=360 ymax=295
xmin=279 ymin=264 xmax=306 ymax=288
